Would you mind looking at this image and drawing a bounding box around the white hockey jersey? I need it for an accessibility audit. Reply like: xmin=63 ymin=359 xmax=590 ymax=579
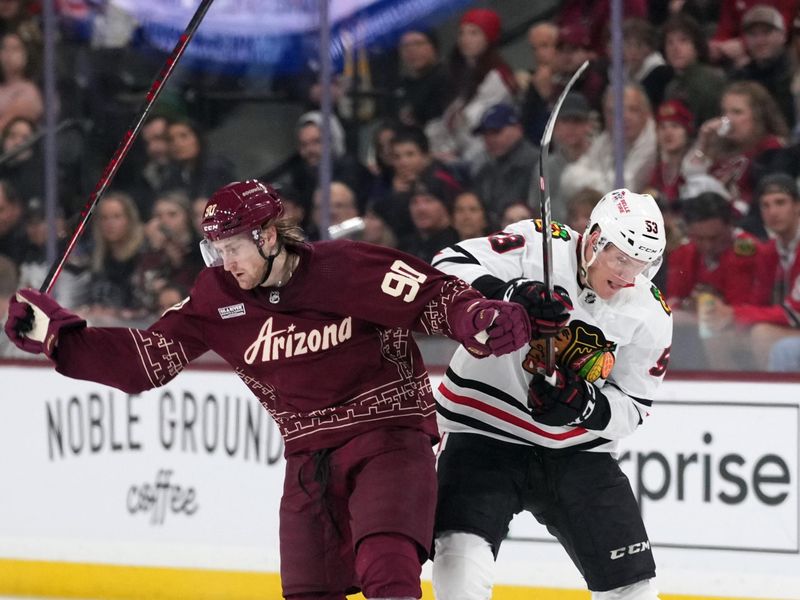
xmin=432 ymin=219 xmax=673 ymax=455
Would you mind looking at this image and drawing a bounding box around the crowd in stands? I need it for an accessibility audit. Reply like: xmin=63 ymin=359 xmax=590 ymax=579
xmin=3 ymin=0 xmax=800 ymax=373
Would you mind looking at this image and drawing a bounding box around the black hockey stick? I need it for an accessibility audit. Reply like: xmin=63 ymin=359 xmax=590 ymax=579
xmin=40 ymin=0 xmax=216 ymax=293
xmin=538 ymin=60 xmax=589 ymax=375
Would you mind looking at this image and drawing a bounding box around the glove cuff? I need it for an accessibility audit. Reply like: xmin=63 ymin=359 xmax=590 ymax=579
xmin=501 ymin=278 xmax=531 ymax=303
xmin=44 ymin=312 xmax=87 ymax=359
xmin=568 ymin=380 xmax=611 ymax=430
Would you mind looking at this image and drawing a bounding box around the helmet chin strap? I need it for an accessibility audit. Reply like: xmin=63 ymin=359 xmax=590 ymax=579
xmin=257 ymin=239 xmax=282 ymax=287
xmin=579 ymin=234 xmax=598 ymax=291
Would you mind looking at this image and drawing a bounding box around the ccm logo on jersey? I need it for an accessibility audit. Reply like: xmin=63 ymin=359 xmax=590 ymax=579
xmin=609 ymin=540 xmax=651 ymax=560
xmin=218 ymin=303 xmax=246 ymax=319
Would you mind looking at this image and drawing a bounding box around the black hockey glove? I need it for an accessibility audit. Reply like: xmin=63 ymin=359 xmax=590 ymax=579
xmin=528 ymin=364 xmax=610 ymax=429
xmin=502 ymin=279 xmax=573 ymax=337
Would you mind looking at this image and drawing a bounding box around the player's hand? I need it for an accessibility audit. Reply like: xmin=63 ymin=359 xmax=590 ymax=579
xmin=4 ymin=289 xmax=86 ymax=358
xmin=503 ymin=279 xmax=572 ymax=337
xmin=454 ymin=299 xmax=531 ymax=358
xmin=527 ymin=362 xmax=610 ymax=430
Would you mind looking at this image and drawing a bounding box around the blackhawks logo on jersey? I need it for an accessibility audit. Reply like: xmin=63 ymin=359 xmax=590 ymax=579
xmin=524 ymin=320 xmax=617 ymax=383
xmin=650 ymin=284 xmax=671 ymax=315
xmin=534 ymin=219 xmax=571 ymax=241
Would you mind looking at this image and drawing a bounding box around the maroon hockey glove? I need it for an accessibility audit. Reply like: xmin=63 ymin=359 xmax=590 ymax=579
xmin=503 ymin=280 xmax=573 ymax=337
xmin=4 ymin=289 xmax=86 ymax=358
xmin=527 ymin=362 xmax=610 ymax=429
xmin=453 ymin=299 xmax=531 ymax=358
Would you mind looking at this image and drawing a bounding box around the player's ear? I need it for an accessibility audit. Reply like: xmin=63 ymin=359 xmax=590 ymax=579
xmin=261 ymin=223 xmax=278 ymax=247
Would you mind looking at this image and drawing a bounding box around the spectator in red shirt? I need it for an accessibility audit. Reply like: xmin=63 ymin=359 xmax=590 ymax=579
xmin=668 ymin=191 xmax=763 ymax=307
xmin=667 ymin=190 xmax=766 ymax=369
xmin=705 ymin=173 xmax=800 ymax=368
xmin=683 ymin=81 xmax=788 ymax=220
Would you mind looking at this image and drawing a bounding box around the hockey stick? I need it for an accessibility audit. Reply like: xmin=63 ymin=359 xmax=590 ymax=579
xmin=538 ymin=60 xmax=588 ymax=375
xmin=39 ymin=0 xmax=216 ymax=294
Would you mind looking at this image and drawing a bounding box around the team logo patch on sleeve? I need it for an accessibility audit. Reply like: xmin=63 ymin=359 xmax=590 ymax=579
xmin=650 ymin=285 xmax=671 ymax=315
xmin=534 ymin=219 xmax=571 ymax=241
xmin=733 ymin=237 xmax=757 ymax=257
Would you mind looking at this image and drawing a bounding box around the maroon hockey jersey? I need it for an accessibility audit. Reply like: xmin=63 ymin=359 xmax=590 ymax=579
xmin=54 ymin=240 xmax=483 ymax=455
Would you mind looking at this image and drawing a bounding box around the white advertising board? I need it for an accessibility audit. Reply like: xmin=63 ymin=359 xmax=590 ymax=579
xmin=0 ymin=364 xmax=798 ymax=598
xmin=0 ymin=363 xmax=284 ymax=571
xmin=504 ymin=379 xmax=800 ymax=599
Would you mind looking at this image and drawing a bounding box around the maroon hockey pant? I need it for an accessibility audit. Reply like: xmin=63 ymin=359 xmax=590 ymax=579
xmin=279 ymin=427 xmax=437 ymax=598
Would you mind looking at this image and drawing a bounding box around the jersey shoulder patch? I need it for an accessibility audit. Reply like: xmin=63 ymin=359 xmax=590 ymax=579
xmin=649 ymin=284 xmax=672 ymax=315
xmin=534 ymin=219 xmax=571 ymax=241
xmin=733 ymin=236 xmax=757 ymax=257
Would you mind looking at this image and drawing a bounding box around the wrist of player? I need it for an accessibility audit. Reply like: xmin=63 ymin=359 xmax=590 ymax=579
xmin=500 ymin=278 xmax=573 ymax=337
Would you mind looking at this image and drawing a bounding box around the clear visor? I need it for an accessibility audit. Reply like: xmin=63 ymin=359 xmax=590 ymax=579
xmin=594 ymin=240 xmax=653 ymax=284
xmin=199 ymin=232 xmax=261 ymax=268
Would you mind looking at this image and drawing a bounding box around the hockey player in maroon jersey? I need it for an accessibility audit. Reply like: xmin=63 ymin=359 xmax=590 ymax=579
xmin=5 ymin=180 xmax=533 ymax=600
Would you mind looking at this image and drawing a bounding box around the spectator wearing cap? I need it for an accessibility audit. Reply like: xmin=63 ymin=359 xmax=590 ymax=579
xmin=709 ymin=0 xmax=796 ymax=67
xmin=561 ymin=83 xmax=657 ymax=200
xmin=544 ymin=92 xmax=595 ymax=221
xmin=650 ymin=99 xmax=695 ymax=208
xmin=701 ymin=173 xmax=800 ymax=369
xmin=554 ymin=0 xmax=647 ymax=58
xmin=731 ymin=4 xmax=795 ymax=130
xmin=662 ymin=13 xmax=727 ymax=128
xmin=394 ymin=29 xmax=449 ymax=129
xmin=425 ymin=8 xmax=517 ymax=174
xmin=553 ymin=24 xmax=608 ymax=114
xmin=472 ymin=103 xmax=540 ymax=223
xmin=398 ymin=170 xmax=461 ymax=263
xmin=621 ymin=18 xmax=672 ymax=110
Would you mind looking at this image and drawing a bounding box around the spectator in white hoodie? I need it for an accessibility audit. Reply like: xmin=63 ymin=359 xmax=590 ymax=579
xmin=560 ymin=83 xmax=656 ymax=198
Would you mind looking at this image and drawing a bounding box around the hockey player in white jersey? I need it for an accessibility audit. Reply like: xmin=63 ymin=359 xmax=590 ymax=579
xmin=430 ymin=188 xmax=672 ymax=600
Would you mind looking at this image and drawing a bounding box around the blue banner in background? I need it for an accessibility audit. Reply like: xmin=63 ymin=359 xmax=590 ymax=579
xmin=66 ymin=0 xmax=472 ymax=72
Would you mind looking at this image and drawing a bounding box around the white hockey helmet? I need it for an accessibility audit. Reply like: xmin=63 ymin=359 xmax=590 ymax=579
xmin=582 ymin=188 xmax=666 ymax=281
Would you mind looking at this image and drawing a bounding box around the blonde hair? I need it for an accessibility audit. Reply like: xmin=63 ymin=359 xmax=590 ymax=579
xmin=91 ymin=191 xmax=144 ymax=272
xmin=273 ymin=216 xmax=307 ymax=247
